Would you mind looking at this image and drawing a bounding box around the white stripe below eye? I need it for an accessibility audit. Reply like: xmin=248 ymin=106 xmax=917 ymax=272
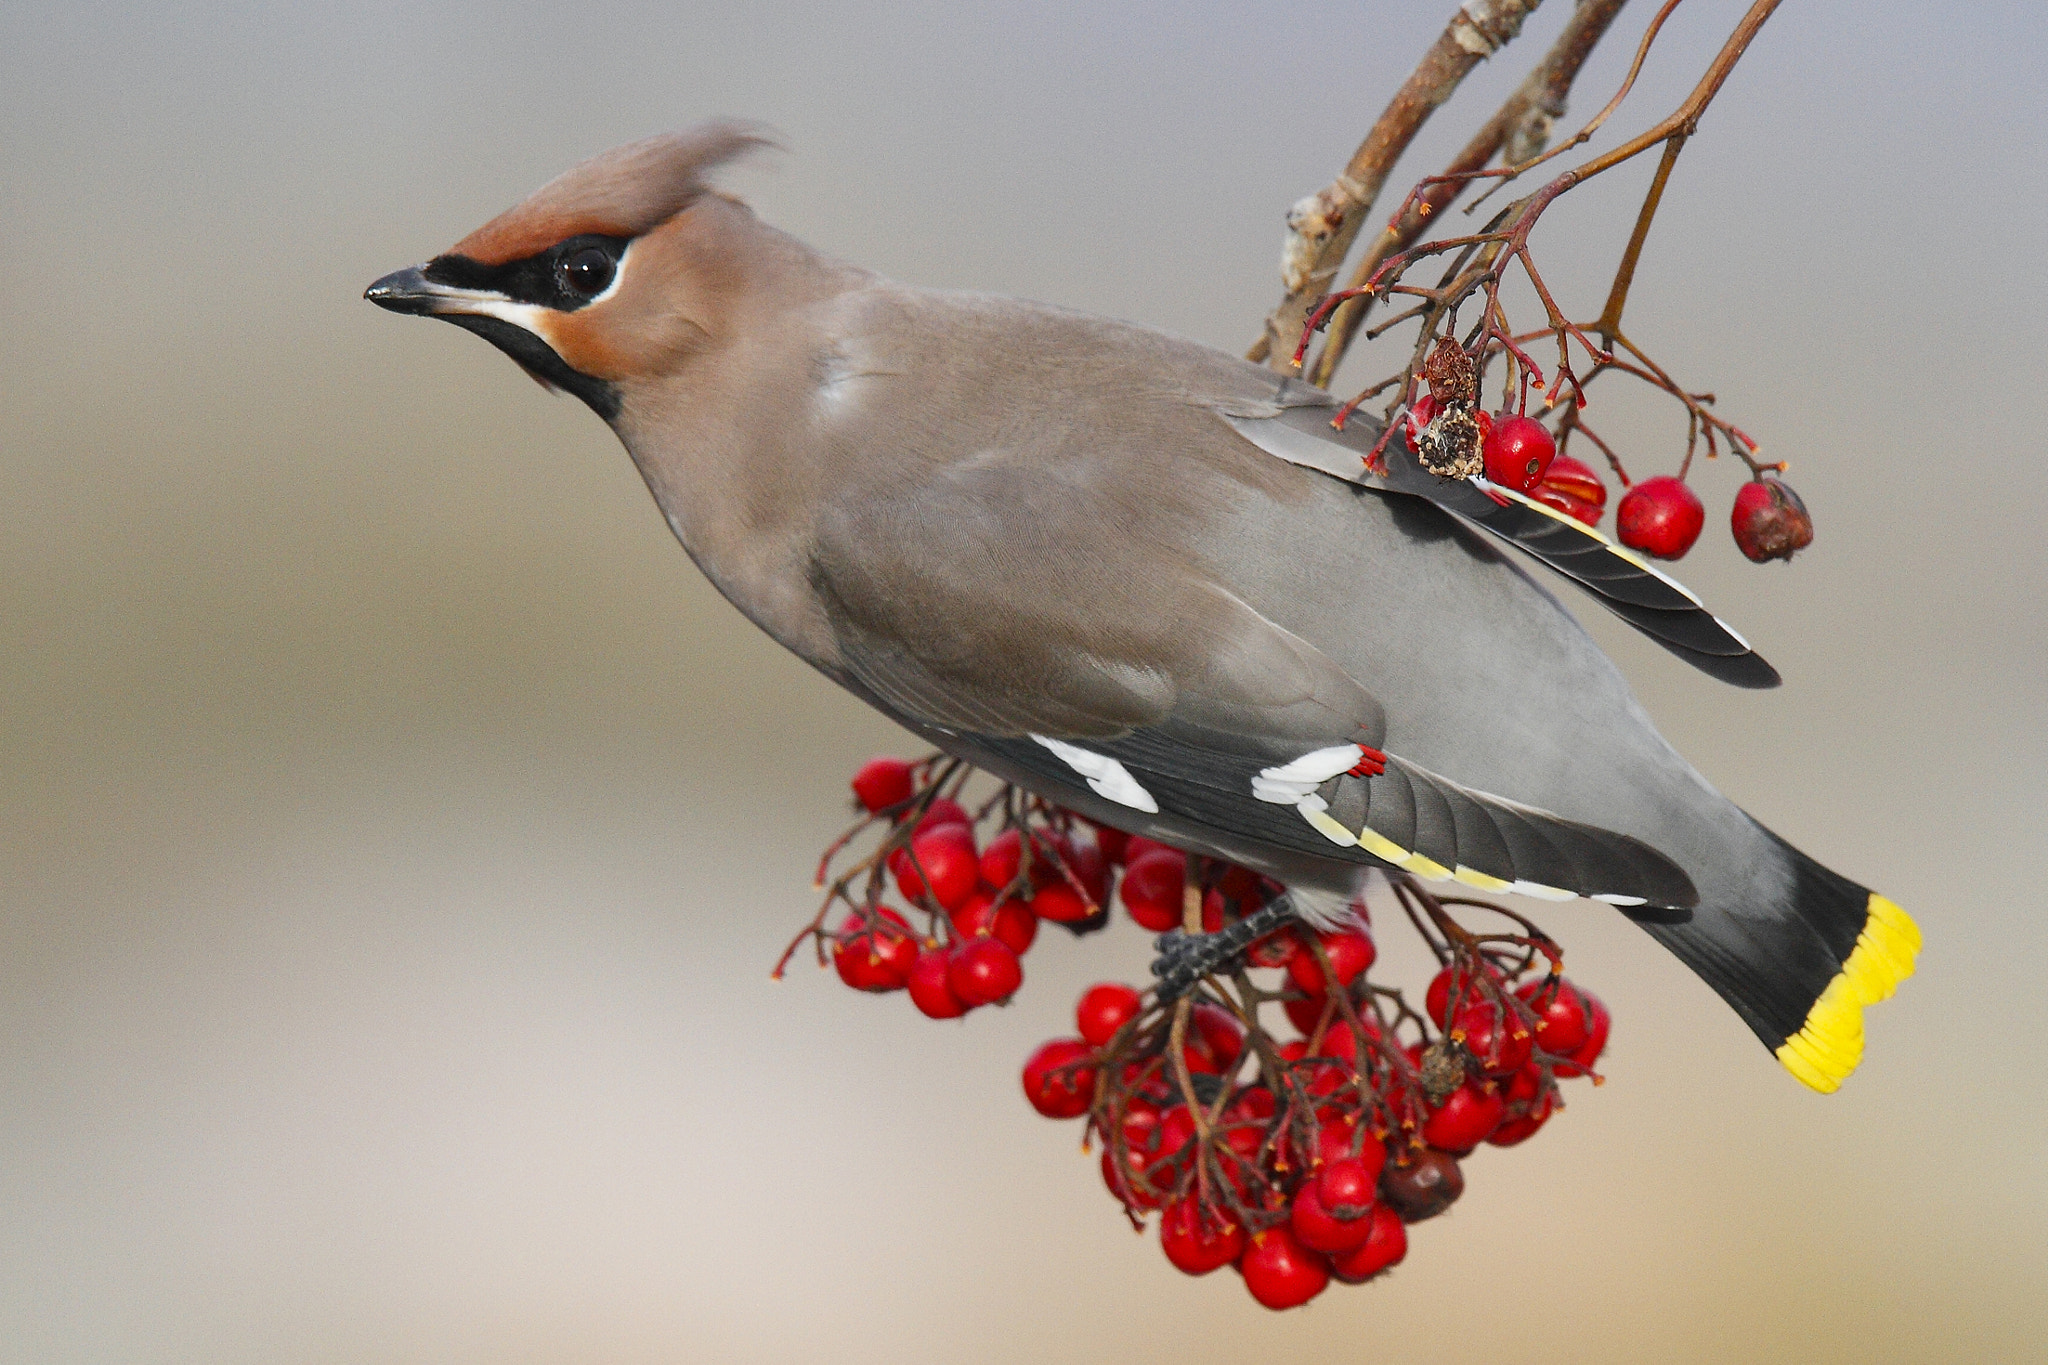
xmin=1031 ymin=736 xmax=1159 ymax=812
xmin=420 ymin=242 xmax=631 ymax=334
xmin=422 ymin=286 xmax=555 ymax=336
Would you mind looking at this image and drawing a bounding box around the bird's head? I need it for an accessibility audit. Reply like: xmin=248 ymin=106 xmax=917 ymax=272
xmin=365 ymin=123 xmax=773 ymax=421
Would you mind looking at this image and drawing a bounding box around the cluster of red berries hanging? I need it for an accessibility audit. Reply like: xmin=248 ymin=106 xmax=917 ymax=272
xmin=1399 ymin=337 xmax=1814 ymax=565
xmin=778 ymin=756 xmax=1115 ymax=1018
xmin=789 ymin=756 xmax=1613 ymax=1310
xmin=1023 ymin=893 xmax=1608 ymax=1310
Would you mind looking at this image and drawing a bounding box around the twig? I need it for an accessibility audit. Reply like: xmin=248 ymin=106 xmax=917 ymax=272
xmin=1307 ymin=0 xmax=1633 ymax=386
xmin=1296 ymin=0 xmax=1784 ymax=480
xmin=1249 ymin=0 xmax=1549 ymax=369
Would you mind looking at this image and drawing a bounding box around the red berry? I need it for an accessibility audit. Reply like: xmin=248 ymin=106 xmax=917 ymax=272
xmin=1066 ymin=837 xmax=1111 ymax=906
xmin=1289 ymin=1178 xmax=1376 ymax=1254
xmin=1424 ymin=960 xmax=1500 ymax=1026
xmin=979 ymin=827 xmax=1083 ymax=893
xmin=831 ymin=910 xmax=916 ymax=992
xmin=1313 ymin=1119 xmax=1380 ymax=1171
xmin=1328 ymin=1205 xmax=1407 ymax=1283
xmin=894 ymin=825 xmax=980 ymax=912
xmin=1239 ymin=1227 xmax=1331 ymax=1310
xmin=1730 ymin=476 xmax=1814 ymax=563
xmin=1089 ymin=822 xmax=1131 ymax=865
xmin=1213 ymin=864 xmax=1259 ymax=903
xmin=1117 ymin=1094 xmax=1164 ymax=1148
xmin=1422 ymin=1078 xmax=1505 ymax=1154
xmin=1119 ymin=848 xmax=1186 ymax=932
xmin=1115 ymin=1055 xmax=1168 ymax=1096
xmin=1616 ymin=475 xmax=1705 ymax=560
xmin=1121 ymin=836 xmax=1179 ymax=866
xmin=977 ymin=827 xmax=1033 ymax=890
xmin=1452 ymin=1000 xmax=1532 ymax=1077
xmin=1276 ymin=1041 xmax=1346 ymax=1105
xmin=1487 ymin=1063 xmax=1559 ymax=1146
xmin=951 ymin=888 xmax=1037 ymax=956
xmin=1247 ymin=925 xmax=1302 ymax=970
xmin=1101 ymin=1143 xmax=1166 ymax=1210
xmin=1401 ymin=393 xmax=1439 ymax=445
xmin=850 ymin=757 xmax=915 ymax=814
xmin=1216 ymin=1123 xmax=1266 ymax=1201
xmin=1155 ymin=1104 xmax=1196 ymax=1160
xmin=1375 ymin=1078 xmax=1424 ymax=1134
xmin=1486 ymin=1111 xmax=1546 ymax=1147
xmin=1515 ymin=977 xmax=1592 ymax=1055
xmin=1225 ymin=1086 xmax=1278 ymax=1122
xmin=1530 ymin=484 xmax=1604 ymax=525
xmin=1541 ymin=453 xmax=1607 ymax=508
xmin=1100 ymin=1155 xmax=1158 ymax=1209
xmin=1425 ymin=969 xmax=1456 ymax=1025
xmin=1028 ymin=883 xmax=1092 ymax=924
xmin=1285 ymin=929 xmax=1376 ymax=996
xmin=916 ymin=798 xmax=972 ymax=832
xmin=1076 ymin=982 xmax=1144 ymax=1047
xmin=1021 ymin=1038 xmax=1095 ymax=1118
xmin=1579 ymin=993 xmax=1612 ymax=1057
xmin=1556 ymin=988 xmax=1611 ymax=1077
xmin=949 ymin=937 xmax=1023 ymax=1006
xmin=1283 ymin=993 xmax=1328 ymax=1037
xmin=1482 ymin=413 xmax=1557 ymax=492
xmin=908 ymin=946 xmax=969 ymax=1018
xmin=1378 ymin=1149 xmax=1464 ymax=1222
xmin=1314 ymin=1016 xmax=1380 ymax=1066
xmin=1159 ymin=1197 xmax=1245 ymax=1276
xmin=1184 ymin=1003 xmax=1246 ymax=1075
xmin=1317 ymin=1153 xmax=1384 ymax=1217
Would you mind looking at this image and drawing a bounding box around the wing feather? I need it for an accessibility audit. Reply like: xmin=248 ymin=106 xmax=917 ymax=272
xmin=1224 ymin=404 xmax=1781 ymax=688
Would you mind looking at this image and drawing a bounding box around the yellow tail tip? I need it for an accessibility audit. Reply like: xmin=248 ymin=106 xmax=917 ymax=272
xmin=1775 ymin=893 xmax=1921 ymax=1093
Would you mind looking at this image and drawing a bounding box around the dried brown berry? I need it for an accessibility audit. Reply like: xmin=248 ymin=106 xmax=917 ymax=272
xmin=1414 ymin=405 xmax=1485 ymax=479
xmin=1379 ymin=1149 xmax=1465 ymax=1222
xmin=1422 ymin=336 xmax=1477 ymax=406
xmin=1730 ymin=477 xmax=1814 ymax=563
xmin=1417 ymin=1039 xmax=1466 ymax=1104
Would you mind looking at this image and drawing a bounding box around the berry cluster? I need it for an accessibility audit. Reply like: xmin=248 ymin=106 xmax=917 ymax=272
xmin=1024 ymin=880 xmax=1607 ymax=1310
xmin=1406 ymin=380 xmax=1813 ymax=565
xmin=782 ymin=757 xmax=1113 ymax=1019
xmin=790 ymin=757 xmax=1611 ymax=1310
xmin=1610 ymin=467 xmax=1811 ymax=563
xmin=1398 ymin=378 xmax=1809 ymax=567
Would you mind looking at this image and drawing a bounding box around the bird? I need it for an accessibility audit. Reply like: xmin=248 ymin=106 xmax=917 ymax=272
xmin=366 ymin=124 xmax=1917 ymax=1093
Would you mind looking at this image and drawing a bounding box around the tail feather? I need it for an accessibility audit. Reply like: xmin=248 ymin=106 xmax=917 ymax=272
xmin=1641 ymin=828 xmax=1920 ymax=1093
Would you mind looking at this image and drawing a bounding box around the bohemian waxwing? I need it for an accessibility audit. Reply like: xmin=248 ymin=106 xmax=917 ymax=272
xmin=367 ymin=124 xmax=1917 ymax=1092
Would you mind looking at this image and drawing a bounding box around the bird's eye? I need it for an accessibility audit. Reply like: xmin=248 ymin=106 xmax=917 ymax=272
xmin=558 ymin=247 xmax=616 ymax=298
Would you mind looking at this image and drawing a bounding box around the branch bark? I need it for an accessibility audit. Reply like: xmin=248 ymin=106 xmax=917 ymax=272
xmin=1307 ymin=0 xmax=1632 ymax=387
xmin=1249 ymin=0 xmax=1548 ymax=370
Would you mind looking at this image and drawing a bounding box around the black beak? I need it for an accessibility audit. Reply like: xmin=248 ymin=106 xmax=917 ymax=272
xmin=364 ymin=266 xmax=444 ymax=315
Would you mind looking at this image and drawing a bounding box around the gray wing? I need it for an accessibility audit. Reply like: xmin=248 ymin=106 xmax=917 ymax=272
xmin=809 ymin=457 xmax=1697 ymax=910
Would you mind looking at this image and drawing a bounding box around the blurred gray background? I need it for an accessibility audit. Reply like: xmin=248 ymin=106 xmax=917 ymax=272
xmin=4 ymin=2 xmax=2043 ymax=1361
